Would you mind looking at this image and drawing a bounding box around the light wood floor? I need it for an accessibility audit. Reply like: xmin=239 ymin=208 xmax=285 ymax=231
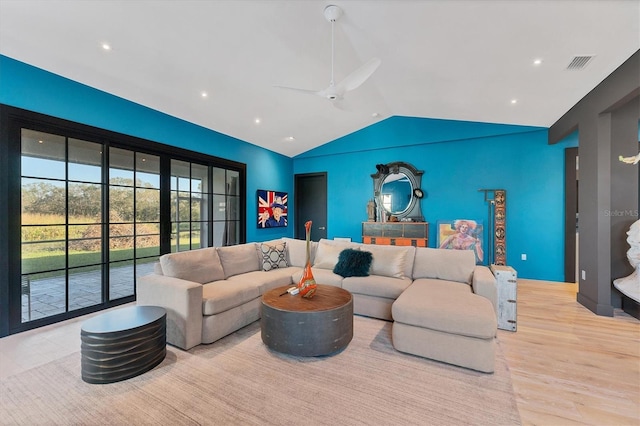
xmin=1 ymin=279 xmax=638 ymax=425
xmin=498 ymin=280 xmax=639 ymax=425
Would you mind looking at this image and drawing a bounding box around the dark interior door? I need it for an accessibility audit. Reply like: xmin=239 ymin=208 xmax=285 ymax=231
xmin=295 ymin=173 xmax=327 ymax=240
xmin=564 ymin=147 xmax=578 ymax=283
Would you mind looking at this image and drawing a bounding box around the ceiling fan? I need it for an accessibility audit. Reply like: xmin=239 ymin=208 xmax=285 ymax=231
xmin=274 ymin=4 xmax=381 ymax=108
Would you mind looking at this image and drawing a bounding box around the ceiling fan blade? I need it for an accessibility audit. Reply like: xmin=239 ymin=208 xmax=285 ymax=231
xmin=336 ymin=57 xmax=381 ymax=93
xmin=331 ymin=98 xmax=351 ymax=111
xmin=273 ymin=85 xmax=322 ymax=97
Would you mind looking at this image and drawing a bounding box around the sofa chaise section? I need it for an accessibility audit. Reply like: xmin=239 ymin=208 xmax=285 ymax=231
xmin=391 ymin=248 xmax=498 ymax=372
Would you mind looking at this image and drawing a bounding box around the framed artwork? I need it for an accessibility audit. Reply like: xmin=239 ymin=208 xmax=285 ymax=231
xmin=257 ymin=190 xmax=288 ymax=228
xmin=437 ymin=219 xmax=485 ymax=264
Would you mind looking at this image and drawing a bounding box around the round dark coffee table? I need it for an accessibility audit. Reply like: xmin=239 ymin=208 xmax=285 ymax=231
xmin=261 ymin=284 xmax=353 ymax=356
xmin=81 ymin=305 xmax=166 ymax=384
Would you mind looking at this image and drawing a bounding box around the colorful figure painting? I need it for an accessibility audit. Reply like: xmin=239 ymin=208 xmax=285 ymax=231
xmin=257 ymin=190 xmax=288 ymax=228
xmin=437 ymin=219 xmax=484 ymax=264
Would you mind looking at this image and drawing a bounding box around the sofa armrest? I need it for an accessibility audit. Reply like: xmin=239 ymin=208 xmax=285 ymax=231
xmin=472 ymin=266 xmax=498 ymax=314
xmin=137 ymin=274 xmax=203 ymax=350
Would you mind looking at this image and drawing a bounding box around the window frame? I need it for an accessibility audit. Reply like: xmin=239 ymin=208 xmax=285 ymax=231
xmin=0 ymin=105 xmax=246 ymax=337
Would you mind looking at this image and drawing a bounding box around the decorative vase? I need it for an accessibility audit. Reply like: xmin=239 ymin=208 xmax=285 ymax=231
xmin=298 ymin=220 xmax=317 ymax=298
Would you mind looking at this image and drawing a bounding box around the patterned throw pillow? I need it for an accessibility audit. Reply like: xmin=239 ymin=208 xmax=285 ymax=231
xmin=260 ymin=242 xmax=289 ymax=271
xmin=333 ymin=248 xmax=373 ymax=277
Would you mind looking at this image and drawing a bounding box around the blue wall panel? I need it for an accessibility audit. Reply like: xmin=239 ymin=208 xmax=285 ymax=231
xmin=0 ymin=55 xmax=293 ymax=242
xmin=294 ymin=116 xmax=577 ymax=281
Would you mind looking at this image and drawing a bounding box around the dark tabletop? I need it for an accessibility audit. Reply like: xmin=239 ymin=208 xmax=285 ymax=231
xmin=81 ymin=305 xmax=166 ymax=334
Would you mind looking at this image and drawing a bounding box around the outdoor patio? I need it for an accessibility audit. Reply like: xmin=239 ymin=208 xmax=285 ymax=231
xmin=21 ymin=262 xmax=156 ymax=322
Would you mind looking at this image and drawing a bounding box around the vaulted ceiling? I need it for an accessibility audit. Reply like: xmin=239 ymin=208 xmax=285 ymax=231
xmin=0 ymin=0 xmax=638 ymax=157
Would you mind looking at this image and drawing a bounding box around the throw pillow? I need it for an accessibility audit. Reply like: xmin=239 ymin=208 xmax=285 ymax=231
xmin=159 ymin=247 xmax=224 ymax=284
xmin=313 ymin=241 xmax=355 ymax=269
xmin=413 ymin=247 xmax=475 ymax=284
xmin=367 ymin=245 xmax=408 ymax=279
xmin=333 ymin=249 xmax=373 ymax=277
xmin=260 ymin=242 xmax=289 ymax=271
xmin=282 ymin=237 xmax=316 ymax=267
xmin=217 ymin=243 xmax=261 ymax=279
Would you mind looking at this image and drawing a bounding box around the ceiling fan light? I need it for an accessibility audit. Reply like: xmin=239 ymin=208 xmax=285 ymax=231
xmin=324 ymin=5 xmax=343 ymax=22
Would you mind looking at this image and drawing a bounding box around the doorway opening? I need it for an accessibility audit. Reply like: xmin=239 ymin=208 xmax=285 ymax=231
xmin=294 ymin=173 xmax=327 ymax=241
xmin=565 ymin=147 xmax=579 ymax=284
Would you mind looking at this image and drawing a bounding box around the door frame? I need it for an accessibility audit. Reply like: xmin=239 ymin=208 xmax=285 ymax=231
xmin=564 ymin=147 xmax=578 ymax=283
xmin=294 ymin=172 xmax=327 ymax=240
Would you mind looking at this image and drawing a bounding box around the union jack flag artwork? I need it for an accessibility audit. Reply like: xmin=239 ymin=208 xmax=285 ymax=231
xmin=257 ymin=190 xmax=288 ymax=228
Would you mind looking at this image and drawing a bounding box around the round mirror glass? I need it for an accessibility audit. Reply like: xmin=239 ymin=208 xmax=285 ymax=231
xmin=380 ymin=172 xmax=413 ymax=214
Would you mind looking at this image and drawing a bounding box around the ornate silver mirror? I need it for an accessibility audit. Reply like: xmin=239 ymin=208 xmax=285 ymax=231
xmin=371 ymin=161 xmax=424 ymax=221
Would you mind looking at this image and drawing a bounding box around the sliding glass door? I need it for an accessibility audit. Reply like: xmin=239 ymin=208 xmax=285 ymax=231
xmin=108 ymin=148 xmax=160 ymax=301
xmin=2 ymin=106 xmax=246 ymax=335
xmin=20 ymin=131 xmax=164 ymax=322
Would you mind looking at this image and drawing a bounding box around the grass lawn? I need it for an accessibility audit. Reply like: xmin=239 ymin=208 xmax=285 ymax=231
xmin=22 ymin=246 xmax=161 ymax=279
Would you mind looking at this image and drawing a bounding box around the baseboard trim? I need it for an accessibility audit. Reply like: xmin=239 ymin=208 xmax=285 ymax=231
xmin=577 ymin=292 xmax=614 ymax=317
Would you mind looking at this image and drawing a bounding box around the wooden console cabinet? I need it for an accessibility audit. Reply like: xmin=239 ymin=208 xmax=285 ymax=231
xmin=362 ymin=222 xmax=429 ymax=247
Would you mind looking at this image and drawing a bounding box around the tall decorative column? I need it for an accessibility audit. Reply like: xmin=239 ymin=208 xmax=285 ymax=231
xmin=493 ymin=190 xmax=507 ymax=266
xmin=479 ymin=189 xmax=507 ymax=265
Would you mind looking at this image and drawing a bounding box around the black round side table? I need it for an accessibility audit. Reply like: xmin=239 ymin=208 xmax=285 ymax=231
xmin=81 ymin=305 xmax=166 ymax=384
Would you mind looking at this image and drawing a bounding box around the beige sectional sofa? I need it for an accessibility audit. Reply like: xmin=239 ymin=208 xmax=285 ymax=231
xmin=137 ymin=237 xmax=498 ymax=372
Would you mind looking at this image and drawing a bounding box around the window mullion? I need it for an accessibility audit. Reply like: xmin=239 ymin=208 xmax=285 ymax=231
xmin=64 ymin=137 xmax=70 ymax=313
xmin=103 ymin=144 xmax=110 ymax=303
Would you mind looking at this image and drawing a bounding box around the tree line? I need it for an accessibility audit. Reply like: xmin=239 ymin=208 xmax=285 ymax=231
xmin=21 ymin=177 xmax=177 ymax=222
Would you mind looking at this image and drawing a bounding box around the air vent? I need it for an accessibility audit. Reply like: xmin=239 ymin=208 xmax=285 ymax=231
xmin=567 ymin=55 xmax=594 ymax=70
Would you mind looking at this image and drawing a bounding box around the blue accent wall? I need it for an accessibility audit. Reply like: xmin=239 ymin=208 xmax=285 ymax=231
xmin=0 ymin=55 xmax=294 ymax=243
xmin=294 ymin=116 xmax=578 ymax=281
xmin=1 ymin=55 xmax=582 ymax=281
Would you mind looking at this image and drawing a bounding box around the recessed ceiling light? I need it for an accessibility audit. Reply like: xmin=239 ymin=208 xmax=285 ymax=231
xmin=255 ymin=118 xmax=261 ymax=124
xmin=286 ymin=136 xmax=295 ymax=142
xmin=372 ymin=112 xmax=381 ymax=118
xmin=533 ymin=58 xmax=542 ymax=66
xmin=102 ymin=43 xmax=111 ymax=51
xmin=511 ymin=99 xmax=518 ymax=105
xmin=201 ymin=92 xmax=208 ymax=98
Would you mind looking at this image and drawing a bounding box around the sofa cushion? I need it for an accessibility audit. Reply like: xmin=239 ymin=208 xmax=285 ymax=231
xmin=228 ymin=268 xmax=297 ymax=294
xmin=333 ymin=248 xmax=373 ymax=277
xmin=282 ymin=237 xmax=317 ymax=268
xmin=159 ymin=247 xmax=224 ymax=284
xmin=201 ymin=280 xmax=260 ymax=315
xmin=259 ymin=241 xmax=289 ymax=271
xmin=342 ymin=275 xmax=412 ymax=299
xmin=365 ymin=244 xmax=415 ymax=279
xmin=412 ymin=247 xmax=475 ymax=284
xmin=392 ymin=279 xmax=497 ymax=339
xmin=313 ymin=239 xmax=359 ymax=269
xmin=217 ymin=243 xmax=260 ymax=279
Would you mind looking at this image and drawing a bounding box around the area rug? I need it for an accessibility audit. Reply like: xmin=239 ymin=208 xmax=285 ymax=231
xmin=1 ymin=316 xmax=521 ymax=425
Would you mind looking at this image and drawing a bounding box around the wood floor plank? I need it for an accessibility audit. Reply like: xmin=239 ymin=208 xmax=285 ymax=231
xmin=499 ymin=279 xmax=640 ymax=426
